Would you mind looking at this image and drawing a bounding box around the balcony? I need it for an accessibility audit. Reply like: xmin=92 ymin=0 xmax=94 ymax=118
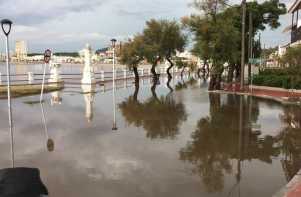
xmin=291 ymin=25 xmax=301 ymax=43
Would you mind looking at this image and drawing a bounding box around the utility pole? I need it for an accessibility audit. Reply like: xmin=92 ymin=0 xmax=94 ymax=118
xmin=248 ymin=11 xmax=253 ymax=84
xmin=240 ymin=0 xmax=246 ymax=90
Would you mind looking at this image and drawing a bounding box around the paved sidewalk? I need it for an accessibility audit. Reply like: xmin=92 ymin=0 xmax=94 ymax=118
xmin=222 ymin=83 xmax=301 ymax=105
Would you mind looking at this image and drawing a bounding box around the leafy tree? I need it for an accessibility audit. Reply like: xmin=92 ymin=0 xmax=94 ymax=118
xmin=160 ymin=20 xmax=187 ymax=79
xmin=119 ymin=35 xmax=144 ymax=83
xmin=281 ymin=45 xmax=301 ymax=69
xmin=142 ymin=19 xmax=165 ymax=79
xmin=142 ymin=19 xmax=187 ymax=80
xmin=183 ymin=0 xmax=286 ymax=90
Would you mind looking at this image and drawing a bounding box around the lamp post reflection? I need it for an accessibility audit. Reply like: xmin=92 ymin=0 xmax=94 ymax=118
xmin=40 ymin=103 xmax=54 ymax=152
xmin=111 ymin=38 xmax=118 ymax=131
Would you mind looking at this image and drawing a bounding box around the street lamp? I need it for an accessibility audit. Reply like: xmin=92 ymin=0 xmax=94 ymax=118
xmin=111 ymin=38 xmax=118 ymax=131
xmin=40 ymin=49 xmax=52 ymax=102
xmin=1 ymin=19 xmax=14 ymax=167
xmin=240 ymin=0 xmax=247 ymax=91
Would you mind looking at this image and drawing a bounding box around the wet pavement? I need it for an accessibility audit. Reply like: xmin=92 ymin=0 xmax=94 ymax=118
xmin=0 ymin=76 xmax=300 ymax=196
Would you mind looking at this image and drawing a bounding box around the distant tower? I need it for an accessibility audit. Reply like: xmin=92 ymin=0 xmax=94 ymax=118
xmin=15 ymin=41 xmax=27 ymax=61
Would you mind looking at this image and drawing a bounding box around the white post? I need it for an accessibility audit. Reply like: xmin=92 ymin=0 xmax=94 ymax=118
xmin=123 ymin=69 xmax=127 ymax=79
xmin=48 ymin=61 xmax=62 ymax=85
xmin=124 ymin=69 xmax=127 ymax=88
xmin=28 ymin=72 xmax=34 ymax=84
xmin=0 ymin=72 xmax=2 ymax=84
xmin=101 ymin=70 xmax=105 ymax=81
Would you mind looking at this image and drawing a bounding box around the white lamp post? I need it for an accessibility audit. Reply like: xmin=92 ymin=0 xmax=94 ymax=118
xmin=111 ymin=39 xmax=118 ymax=130
xmin=1 ymin=19 xmax=14 ymax=167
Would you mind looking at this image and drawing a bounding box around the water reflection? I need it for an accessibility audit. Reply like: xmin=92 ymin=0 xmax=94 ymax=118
xmin=2 ymin=104 xmax=49 ymax=196
xmin=50 ymin=91 xmax=62 ymax=106
xmin=40 ymin=103 xmax=54 ymax=152
xmin=278 ymin=105 xmax=301 ymax=181
xmin=119 ymin=81 xmax=187 ymax=139
xmin=179 ymin=94 xmax=280 ymax=193
xmin=174 ymin=77 xmax=197 ymax=91
xmin=82 ymin=84 xmax=96 ymax=123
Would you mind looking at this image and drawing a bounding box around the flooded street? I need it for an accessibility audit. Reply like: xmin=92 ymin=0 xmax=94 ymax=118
xmin=0 ymin=76 xmax=300 ymax=197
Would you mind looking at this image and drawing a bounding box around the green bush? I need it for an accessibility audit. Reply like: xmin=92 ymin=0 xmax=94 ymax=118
xmin=252 ymin=74 xmax=292 ymax=89
xmin=252 ymin=67 xmax=301 ymax=89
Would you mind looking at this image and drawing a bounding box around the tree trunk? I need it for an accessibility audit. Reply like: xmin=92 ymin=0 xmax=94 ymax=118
xmin=209 ymin=72 xmax=223 ymax=91
xmin=235 ymin=64 xmax=240 ymax=82
xmin=151 ymin=82 xmax=159 ymax=101
xmin=133 ymin=80 xmax=139 ymax=102
xmin=197 ymin=68 xmax=202 ymax=78
xmin=181 ymin=67 xmax=185 ymax=78
xmin=209 ymin=74 xmax=217 ymax=91
xmin=151 ymin=56 xmax=161 ymax=80
xmin=151 ymin=64 xmax=157 ymax=78
xmin=133 ymin=66 xmax=139 ymax=84
xmin=227 ymin=64 xmax=234 ymax=83
xmin=167 ymin=76 xmax=173 ymax=93
xmin=166 ymin=57 xmax=174 ymax=79
xmin=248 ymin=63 xmax=251 ymax=84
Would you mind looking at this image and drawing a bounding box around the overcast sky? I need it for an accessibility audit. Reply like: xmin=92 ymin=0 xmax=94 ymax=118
xmin=0 ymin=0 xmax=294 ymax=53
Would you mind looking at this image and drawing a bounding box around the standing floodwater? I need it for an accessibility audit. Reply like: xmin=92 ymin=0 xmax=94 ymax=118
xmin=0 ymin=76 xmax=300 ymax=197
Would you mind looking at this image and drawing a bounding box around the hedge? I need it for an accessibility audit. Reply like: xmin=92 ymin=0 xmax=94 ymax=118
xmin=252 ymin=74 xmax=301 ymax=89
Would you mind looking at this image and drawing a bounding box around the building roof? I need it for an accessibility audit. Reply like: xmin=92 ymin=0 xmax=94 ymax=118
xmin=288 ymin=0 xmax=301 ymax=13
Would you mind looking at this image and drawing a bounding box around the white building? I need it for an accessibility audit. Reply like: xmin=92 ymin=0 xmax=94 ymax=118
xmin=15 ymin=40 xmax=27 ymax=61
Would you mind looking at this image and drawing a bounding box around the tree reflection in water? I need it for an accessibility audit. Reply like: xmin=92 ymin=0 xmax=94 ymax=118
xmin=119 ymin=81 xmax=187 ymax=139
xmin=277 ymin=105 xmax=301 ymax=181
xmin=179 ymin=93 xmax=280 ymax=193
xmin=175 ymin=77 xmax=197 ymax=91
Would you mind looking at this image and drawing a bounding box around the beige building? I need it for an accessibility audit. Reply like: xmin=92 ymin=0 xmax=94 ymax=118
xmin=15 ymin=40 xmax=27 ymax=61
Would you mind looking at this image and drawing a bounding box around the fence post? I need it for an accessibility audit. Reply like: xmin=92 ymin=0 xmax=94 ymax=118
xmin=141 ymin=68 xmax=144 ymax=77
xmin=124 ymin=69 xmax=127 ymax=80
xmin=101 ymin=70 xmax=105 ymax=81
xmin=28 ymin=72 xmax=34 ymax=84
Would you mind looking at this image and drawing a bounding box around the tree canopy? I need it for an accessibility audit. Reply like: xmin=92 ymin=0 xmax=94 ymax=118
xmin=183 ymin=0 xmax=286 ymax=90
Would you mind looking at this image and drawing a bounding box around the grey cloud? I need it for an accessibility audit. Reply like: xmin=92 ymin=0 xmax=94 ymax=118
xmin=0 ymin=0 xmax=108 ymax=25
xmin=116 ymin=9 xmax=173 ymax=18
